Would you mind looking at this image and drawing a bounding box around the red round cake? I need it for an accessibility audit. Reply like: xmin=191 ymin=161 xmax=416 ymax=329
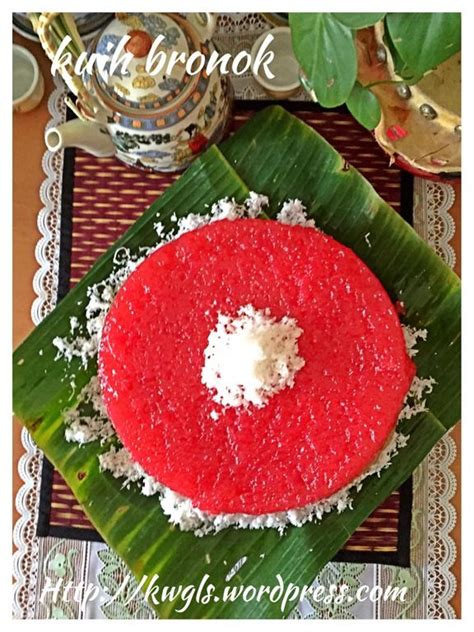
xmin=98 ymin=219 xmax=415 ymax=515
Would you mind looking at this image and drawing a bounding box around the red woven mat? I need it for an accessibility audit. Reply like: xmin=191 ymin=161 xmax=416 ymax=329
xmin=69 ymin=109 xmax=403 ymax=285
xmin=42 ymin=104 xmax=411 ymax=561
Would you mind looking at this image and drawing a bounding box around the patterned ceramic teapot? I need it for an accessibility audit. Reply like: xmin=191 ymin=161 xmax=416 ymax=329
xmin=38 ymin=13 xmax=233 ymax=172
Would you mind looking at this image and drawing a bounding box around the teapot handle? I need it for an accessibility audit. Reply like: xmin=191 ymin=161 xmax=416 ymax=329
xmin=187 ymin=12 xmax=217 ymax=42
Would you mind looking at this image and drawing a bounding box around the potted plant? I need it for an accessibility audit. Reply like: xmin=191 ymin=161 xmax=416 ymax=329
xmin=289 ymin=13 xmax=461 ymax=177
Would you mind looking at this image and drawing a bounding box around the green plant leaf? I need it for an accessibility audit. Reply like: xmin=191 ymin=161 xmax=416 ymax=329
xmin=289 ymin=13 xmax=357 ymax=107
xmin=14 ymin=107 xmax=460 ymax=618
xmin=381 ymin=25 xmax=424 ymax=84
xmin=346 ymin=81 xmax=382 ymax=129
xmin=386 ymin=12 xmax=461 ymax=76
xmin=332 ymin=13 xmax=386 ymax=29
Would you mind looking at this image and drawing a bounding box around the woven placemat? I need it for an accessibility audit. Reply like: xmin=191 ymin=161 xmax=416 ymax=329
xmin=38 ymin=102 xmax=413 ymax=566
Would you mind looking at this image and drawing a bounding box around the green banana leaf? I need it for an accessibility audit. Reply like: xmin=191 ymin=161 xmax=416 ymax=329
xmin=13 ymin=107 xmax=460 ymax=618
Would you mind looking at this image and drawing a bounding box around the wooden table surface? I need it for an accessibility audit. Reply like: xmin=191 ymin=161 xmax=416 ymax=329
xmin=12 ymin=30 xmax=461 ymax=617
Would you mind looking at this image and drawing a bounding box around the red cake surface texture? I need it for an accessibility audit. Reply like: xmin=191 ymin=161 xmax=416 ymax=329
xmin=99 ymin=219 xmax=415 ymax=515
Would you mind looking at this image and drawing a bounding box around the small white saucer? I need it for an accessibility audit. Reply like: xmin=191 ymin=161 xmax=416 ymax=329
xmin=13 ymin=45 xmax=44 ymax=113
xmin=251 ymin=27 xmax=301 ymax=98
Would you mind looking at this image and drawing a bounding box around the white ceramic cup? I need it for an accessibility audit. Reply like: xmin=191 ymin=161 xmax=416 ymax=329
xmin=250 ymin=27 xmax=301 ymax=98
xmin=13 ymin=44 xmax=44 ymax=113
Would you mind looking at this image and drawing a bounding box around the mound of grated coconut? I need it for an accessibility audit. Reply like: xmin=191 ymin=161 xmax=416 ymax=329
xmin=54 ymin=193 xmax=436 ymax=537
xmin=201 ymin=304 xmax=305 ymax=408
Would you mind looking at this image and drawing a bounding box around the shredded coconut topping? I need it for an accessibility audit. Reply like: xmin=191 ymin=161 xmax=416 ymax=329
xmin=201 ymin=304 xmax=305 ymax=408
xmin=276 ymin=199 xmax=316 ymax=227
xmin=53 ymin=248 xmax=149 ymax=368
xmin=99 ymin=445 xmax=161 ymax=497
xmin=399 ymin=375 xmax=436 ymax=420
xmin=403 ymin=324 xmax=428 ymax=358
xmin=64 ymin=376 xmax=114 ymax=445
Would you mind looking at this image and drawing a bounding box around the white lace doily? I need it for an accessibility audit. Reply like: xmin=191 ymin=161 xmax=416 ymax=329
xmin=13 ymin=14 xmax=459 ymax=620
xmin=13 ymin=75 xmax=67 ymax=620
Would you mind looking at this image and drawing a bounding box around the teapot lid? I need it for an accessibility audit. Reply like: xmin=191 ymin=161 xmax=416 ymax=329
xmin=94 ymin=13 xmax=197 ymax=111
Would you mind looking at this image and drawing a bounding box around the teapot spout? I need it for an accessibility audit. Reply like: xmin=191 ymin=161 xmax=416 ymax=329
xmin=45 ymin=119 xmax=115 ymax=158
